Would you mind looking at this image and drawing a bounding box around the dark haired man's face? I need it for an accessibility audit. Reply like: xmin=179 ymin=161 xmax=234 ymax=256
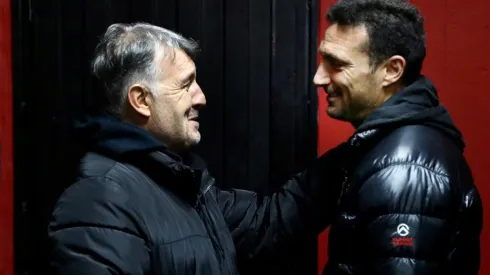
xmin=314 ymin=24 xmax=388 ymax=125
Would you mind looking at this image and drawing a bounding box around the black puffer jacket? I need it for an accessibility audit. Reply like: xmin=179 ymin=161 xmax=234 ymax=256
xmin=48 ymin=116 xmax=346 ymax=275
xmin=324 ymin=76 xmax=483 ymax=275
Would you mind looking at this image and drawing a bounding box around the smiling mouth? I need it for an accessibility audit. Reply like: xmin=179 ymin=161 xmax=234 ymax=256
xmin=188 ymin=109 xmax=199 ymax=121
xmin=324 ymin=86 xmax=341 ymax=97
xmin=326 ymin=93 xmax=341 ymax=104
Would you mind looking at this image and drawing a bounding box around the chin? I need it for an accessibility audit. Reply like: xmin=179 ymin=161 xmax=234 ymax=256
xmin=327 ymin=109 xmax=348 ymax=122
xmin=326 ymin=107 xmax=340 ymax=118
xmin=188 ymin=132 xmax=201 ymax=146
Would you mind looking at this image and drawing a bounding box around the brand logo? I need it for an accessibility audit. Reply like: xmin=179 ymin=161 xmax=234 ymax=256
xmin=392 ymin=223 xmax=413 ymax=247
xmin=396 ymin=223 xmax=410 ymax=237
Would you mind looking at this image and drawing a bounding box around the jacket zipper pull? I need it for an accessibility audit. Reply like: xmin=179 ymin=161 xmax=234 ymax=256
xmin=337 ymin=168 xmax=349 ymax=205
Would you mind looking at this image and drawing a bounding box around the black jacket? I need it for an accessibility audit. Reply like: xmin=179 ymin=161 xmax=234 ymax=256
xmin=48 ymin=116 xmax=346 ymax=275
xmin=324 ymin=76 xmax=483 ymax=275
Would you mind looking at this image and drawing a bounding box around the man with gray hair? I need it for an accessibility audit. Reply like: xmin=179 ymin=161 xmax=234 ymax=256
xmin=48 ymin=23 xmax=345 ymax=274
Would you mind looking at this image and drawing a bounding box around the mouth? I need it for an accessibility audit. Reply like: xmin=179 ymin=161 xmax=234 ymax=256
xmin=188 ymin=117 xmax=199 ymax=126
xmin=324 ymin=86 xmax=340 ymax=98
xmin=188 ymin=116 xmax=200 ymax=131
xmin=187 ymin=109 xmax=199 ymax=122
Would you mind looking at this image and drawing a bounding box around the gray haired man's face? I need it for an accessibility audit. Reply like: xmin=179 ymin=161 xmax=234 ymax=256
xmin=145 ymin=49 xmax=207 ymax=152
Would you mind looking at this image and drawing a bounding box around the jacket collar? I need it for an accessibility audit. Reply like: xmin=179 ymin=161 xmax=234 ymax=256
xmin=74 ymin=115 xmax=208 ymax=203
xmin=136 ymin=151 xmax=204 ymax=205
xmin=348 ymin=75 xmax=465 ymax=151
xmin=348 ymin=128 xmax=393 ymax=149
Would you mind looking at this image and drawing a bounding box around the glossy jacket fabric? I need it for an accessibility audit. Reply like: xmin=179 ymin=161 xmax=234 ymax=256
xmin=323 ymin=76 xmax=483 ymax=275
xmin=48 ymin=116 xmax=346 ymax=275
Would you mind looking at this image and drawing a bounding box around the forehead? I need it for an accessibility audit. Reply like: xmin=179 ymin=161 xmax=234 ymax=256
xmin=319 ymin=24 xmax=369 ymax=58
xmin=157 ymin=48 xmax=196 ymax=80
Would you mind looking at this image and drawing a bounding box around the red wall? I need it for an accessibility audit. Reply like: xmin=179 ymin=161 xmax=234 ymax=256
xmin=0 ymin=0 xmax=13 ymax=273
xmin=317 ymin=0 xmax=490 ymax=274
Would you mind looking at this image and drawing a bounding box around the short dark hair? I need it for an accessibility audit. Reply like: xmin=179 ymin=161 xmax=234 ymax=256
xmin=91 ymin=23 xmax=199 ymax=116
xmin=327 ymin=0 xmax=426 ymax=84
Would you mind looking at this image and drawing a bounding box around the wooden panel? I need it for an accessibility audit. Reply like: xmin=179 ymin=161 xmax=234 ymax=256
xmin=12 ymin=0 xmax=319 ymax=273
xmin=223 ymin=0 xmax=251 ymax=190
xmin=194 ymin=0 xmax=225 ymax=187
xmin=248 ymin=0 xmax=272 ymax=192
xmin=14 ymin=0 xmax=63 ymax=271
xmin=269 ymin=0 xmax=297 ymax=182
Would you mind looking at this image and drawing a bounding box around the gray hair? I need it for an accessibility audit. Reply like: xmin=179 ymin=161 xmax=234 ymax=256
xmin=91 ymin=22 xmax=199 ymax=116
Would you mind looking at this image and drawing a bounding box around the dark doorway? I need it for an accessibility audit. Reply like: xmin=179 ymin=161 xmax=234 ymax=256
xmin=12 ymin=0 xmax=319 ymax=274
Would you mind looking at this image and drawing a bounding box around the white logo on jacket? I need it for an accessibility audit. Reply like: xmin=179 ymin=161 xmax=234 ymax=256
xmin=396 ymin=223 xmax=410 ymax=237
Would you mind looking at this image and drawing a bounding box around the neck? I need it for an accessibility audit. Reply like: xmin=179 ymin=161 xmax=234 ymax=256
xmin=352 ymin=83 xmax=405 ymax=128
xmin=384 ymin=82 xmax=405 ymax=100
xmin=350 ymin=120 xmax=363 ymax=129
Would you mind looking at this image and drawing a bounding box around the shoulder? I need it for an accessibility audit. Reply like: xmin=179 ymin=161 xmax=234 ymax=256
xmin=50 ymin=176 xmax=142 ymax=232
xmin=355 ymin=125 xmax=464 ymax=216
xmin=50 ymin=153 xmax=152 ymax=234
xmin=80 ymin=152 xmax=139 ymax=180
xmin=358 ymin=125 xmax=462 ymax=178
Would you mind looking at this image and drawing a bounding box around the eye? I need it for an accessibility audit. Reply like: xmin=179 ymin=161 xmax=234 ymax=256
xmin=323 ymin=57 xmax=343 ymax=69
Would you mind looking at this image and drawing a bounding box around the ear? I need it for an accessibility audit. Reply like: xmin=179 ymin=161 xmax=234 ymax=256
xmin=127 ymin=84 xmax=152 ymax=117
xmin=382 ymin=55 xmax=406 ymax=87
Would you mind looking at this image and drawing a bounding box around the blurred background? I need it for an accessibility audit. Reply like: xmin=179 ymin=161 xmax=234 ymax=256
xmin=0 ymin=0 xmax=489 ymax=274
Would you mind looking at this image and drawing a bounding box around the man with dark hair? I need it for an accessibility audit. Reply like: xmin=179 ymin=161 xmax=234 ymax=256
xmin=314 ymin=0 xmax=482 ymax=274
xmin=47 ymin=23 xmax=346 ymax=274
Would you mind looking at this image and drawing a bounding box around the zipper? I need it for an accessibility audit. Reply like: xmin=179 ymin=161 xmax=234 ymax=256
xmin=202 ymin=178 xmax=214 ymax=195
xmin=337 ymin=168 xmax=349 ymax=205
xmin=193 ymin=177 xmax=224 ymax=265
xmin=195 ymin=178 xmax=215 ymax=207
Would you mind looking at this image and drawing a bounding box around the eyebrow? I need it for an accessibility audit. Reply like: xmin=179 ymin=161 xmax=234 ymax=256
xmin=319 ymin=49 xmax=349 ymax=65
xmin=180 ymin=70 xmax=196 ymax=85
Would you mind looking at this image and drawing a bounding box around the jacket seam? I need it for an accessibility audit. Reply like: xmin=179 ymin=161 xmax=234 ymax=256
xmin=333 ymin=256 xmax=440 ymax=269
xmin=106 ymin=161 xmax=137 ymax=181
xmin=82 ymin=156 xmax=118 ymax=178
xmin=369 ymin=212 xmax=448 ymax=222
xmin=375 ymin=255 xmax=439 ymax=264
xmin=50 ymin=222 xmax=145 ymax=240
xmin=366 ymin=161 xmax=450 ymax=181
xmin=156 ymin=234 xmax=211 ymax=246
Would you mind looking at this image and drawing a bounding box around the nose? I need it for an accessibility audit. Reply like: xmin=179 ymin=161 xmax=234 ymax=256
xmin=191 ymin=82 xmax=207 ymax=108
xmin=313 ymin=63 xmax=330 ymax=88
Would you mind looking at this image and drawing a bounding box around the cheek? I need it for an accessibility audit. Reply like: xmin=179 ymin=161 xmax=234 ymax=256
xmin=176 ymin=92 xmax=192 ymax=114
xmin=160 ymin=91 xmax=190 ymax=119
xmin=342 ymin=69 xmax=372 ymax=97
xmin=329 ymin=70 xmax=353 ymax=98
xmin=152 ymin=97 xmax=177 ymax=126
